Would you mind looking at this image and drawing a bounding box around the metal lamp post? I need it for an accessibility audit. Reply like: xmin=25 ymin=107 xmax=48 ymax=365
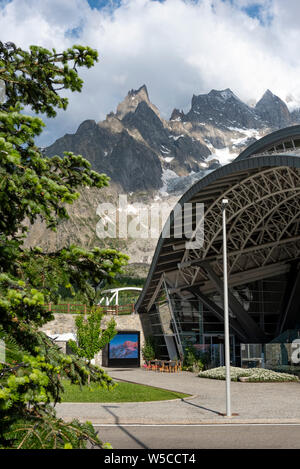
xmin=222 ymin=198 xmax=231 ymax=417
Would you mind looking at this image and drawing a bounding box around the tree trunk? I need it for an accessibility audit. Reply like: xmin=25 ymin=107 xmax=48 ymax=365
xmin=88 ymin=360 xmax=91 ymax=385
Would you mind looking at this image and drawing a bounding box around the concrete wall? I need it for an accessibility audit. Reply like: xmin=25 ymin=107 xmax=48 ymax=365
xmin=40 ymin=312 xmax=152 ymax=367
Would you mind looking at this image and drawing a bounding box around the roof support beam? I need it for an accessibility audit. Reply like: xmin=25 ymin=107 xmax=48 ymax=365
xmin=190 ymin=288 xmax=247 ymax=342
xmin=201 ymin=262 xmax=266 ymax=341
xmin=146 ymin=274 xmax=165 ymax=312
xmin=178 ymin=235 xmax=300 ymax=270
xmin=136 ymin=154 xmax=300 ymax=315
xmin=170 ymin=261 xmax=291 ymax=296
xmin=279 ymin=267 xmax=300 ymax=333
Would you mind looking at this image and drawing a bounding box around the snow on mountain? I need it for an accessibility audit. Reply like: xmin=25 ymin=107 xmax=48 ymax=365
xmin=45 ymin=86 xmax=300 ymax=196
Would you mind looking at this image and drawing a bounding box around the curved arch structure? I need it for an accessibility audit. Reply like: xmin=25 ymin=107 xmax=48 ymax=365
xmin=136 ymin=126 xmax=300 ymax=360
xmin=236 ymin=124 xmax=300 ymax=161
xmin=99 ymin=287 xmax=142 ymax=306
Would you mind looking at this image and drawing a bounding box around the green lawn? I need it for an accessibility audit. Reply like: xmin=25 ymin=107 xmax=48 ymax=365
xmin=61 ymin=380 xmax=189 ymax=403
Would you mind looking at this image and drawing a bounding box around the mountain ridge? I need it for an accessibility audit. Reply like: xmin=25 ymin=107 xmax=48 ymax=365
xmin=45 ymin=85 xmax=300 ymax=194
xmin=33 ymin=86 xmax=300 ymax=267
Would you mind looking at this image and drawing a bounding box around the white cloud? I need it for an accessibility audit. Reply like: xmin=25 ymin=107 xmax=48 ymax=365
xmin=1 ymin=0 xmax=300 ymax=146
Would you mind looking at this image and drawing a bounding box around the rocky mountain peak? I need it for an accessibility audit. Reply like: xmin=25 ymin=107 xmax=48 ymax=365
xmin=115 ymin=84 xmax=160 ymax=120
xmin=186 ymin=87 xmax=262 ymax=129
xmin=45 ymin=85 xmax=300 ymax=197
xmin=76 ymin=119 xmax=97 ymax=134
xmin=34 ymin=85 xmax=300 ymax=268
xmin=128 ymin=84 xmax=149 ymax=100
xmin=261 ymin=89 xmax=275 ymax=99
xmin=170 ymin=108 xmax=185 ymax=121
xmin=208 ymin=88 xmax=237 ymax=101
xmin=123 ymin=100 xmax=163 ymax=128
xmin=255 ymin=89 xmax=291 ymax=128
xmin=256 ymin=89 xmax=283 ymax=107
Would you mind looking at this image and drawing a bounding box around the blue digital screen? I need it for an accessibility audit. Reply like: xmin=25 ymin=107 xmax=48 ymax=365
xmin=109 ymin=333 xmax=139 ymax=359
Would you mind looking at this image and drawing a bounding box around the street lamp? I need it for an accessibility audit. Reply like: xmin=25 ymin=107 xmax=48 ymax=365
xmin=222 ymin=198 xmax=231 ymax=417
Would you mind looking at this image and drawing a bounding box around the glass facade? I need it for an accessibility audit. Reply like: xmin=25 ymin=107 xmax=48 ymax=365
xmin=149 ymin=273 xmax=294 ymax=366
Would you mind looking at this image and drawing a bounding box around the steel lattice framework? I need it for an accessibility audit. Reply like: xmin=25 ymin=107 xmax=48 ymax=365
xmin=136 ymin=126 xmax=300 ymax=343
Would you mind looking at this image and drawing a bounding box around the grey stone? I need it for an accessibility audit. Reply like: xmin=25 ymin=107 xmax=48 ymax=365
xmin=39 ymin=312 xmax=152 ymax=366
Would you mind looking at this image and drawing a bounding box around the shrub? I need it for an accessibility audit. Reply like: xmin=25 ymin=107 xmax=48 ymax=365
xmin=182 ymin=341 xmax=208 ymax=372
xmin=198 ymin=366 xmax=299 ymax=382
xmin=142 ymin=337 xmax=156 ymax=361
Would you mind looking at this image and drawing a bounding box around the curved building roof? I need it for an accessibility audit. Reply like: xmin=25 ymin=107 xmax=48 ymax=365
xmin=236 ymin=124 xmax=300 ymax=161
xmin=136 ymin=126 xmax=300 ymax=336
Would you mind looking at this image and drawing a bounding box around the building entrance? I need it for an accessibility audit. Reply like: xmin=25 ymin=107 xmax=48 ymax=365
xmin=203 ymin=333 xmax=236 ymax=366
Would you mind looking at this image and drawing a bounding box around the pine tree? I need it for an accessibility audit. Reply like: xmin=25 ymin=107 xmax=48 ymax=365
xmin=0 ymin=41 xmax=128 ymax=449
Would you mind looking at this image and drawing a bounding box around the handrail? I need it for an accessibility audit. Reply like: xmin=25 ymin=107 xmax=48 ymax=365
xmin=46 ymin=303 xmax=136 ymax=315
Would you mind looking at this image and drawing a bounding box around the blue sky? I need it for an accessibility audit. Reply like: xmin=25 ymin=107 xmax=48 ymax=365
xmin=1 ymin=0 xmax=300 ymax=146
xmin=87 ymin=0 xmax=162 ymax=7
xmin=220 ymin=0 xmax=273 ymax=24
xmin=87 ymin=0 xmax=122 ymax=10
xmin=243 ymin=2 xmax=263 ymax=18
xmin=87 ymin=0 xmax=271 ymax=22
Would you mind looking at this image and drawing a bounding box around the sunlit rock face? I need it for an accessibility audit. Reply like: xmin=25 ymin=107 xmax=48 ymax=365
xmin=31 ymin=86 xmax=300 ymax=266
xmin=255 ymin=89 xmax=292 ymax=128
xmin=45 ymin=85 xmax=300 ymax=194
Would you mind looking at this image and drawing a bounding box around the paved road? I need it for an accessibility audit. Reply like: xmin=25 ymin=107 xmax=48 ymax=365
xmin=95 ymin=424 xmax=300 ymax=449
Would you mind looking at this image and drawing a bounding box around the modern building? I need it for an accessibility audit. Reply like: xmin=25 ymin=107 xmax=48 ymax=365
xmin=135 ymin=125 xmax=300 ymax=365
